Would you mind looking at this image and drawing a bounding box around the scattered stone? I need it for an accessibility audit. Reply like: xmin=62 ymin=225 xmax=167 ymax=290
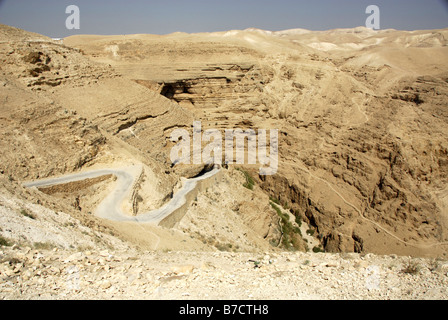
xmin=170 ymin=265 xmax=195 ymax=275
xmin=100 ymin=280 xmax=111 ymax=290
xmin=99 ymin=250 xmax=110 ymax=257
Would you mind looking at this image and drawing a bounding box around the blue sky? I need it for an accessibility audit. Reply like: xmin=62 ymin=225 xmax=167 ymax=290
xmin=0 ymin=0 xmax=447 ymax=37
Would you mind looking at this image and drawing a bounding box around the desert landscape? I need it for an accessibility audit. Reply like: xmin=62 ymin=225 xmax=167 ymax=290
xmin=0 ymin=22 xmax=447 ymax=300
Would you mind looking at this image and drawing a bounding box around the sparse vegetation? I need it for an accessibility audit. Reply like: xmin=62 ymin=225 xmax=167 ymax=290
xmin=33 ymin=241 xmax=56 ymax=250
xmin=0 ymin=255 xmax=22 ymax=265
xmin=249 ymin=260 xmax=261 ymax=269
xmin=64 ymin=222 xmax=76 ymax=228
xmin=236 ymin=168 xmax=255 ymax=190
xmin=428 ymin=259 xmax=441 ymax=272
xmin=270 ymin=201 xmax=282 ymax=215
xmin=402 ymin=260 xmax=421 ymax=275
xmin=306 ymin=228 xmax=315 ymax=236
xmin=293 ymin=226 xmax=302 ymax=236
xmin=295 ymin=214 xmax=302 ymax=227
xmin=312 ymin=245 xmax=325 ymax=253
xmin=20 ymin=209 xmax=36 ymax=220
xmin=0 ymin=235 xmax=12 ymax=247
xmin=216 ymin=242 xmax=235 ymax=252
xmin=77 ymin=244 xmax=94 ymax=252
xmin=270 ymin=201 xmax=302 ymax=251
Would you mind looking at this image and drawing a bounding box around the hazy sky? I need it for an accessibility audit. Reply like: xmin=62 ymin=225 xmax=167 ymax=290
xmin=0 ymin=0 xmax=447 ymax=37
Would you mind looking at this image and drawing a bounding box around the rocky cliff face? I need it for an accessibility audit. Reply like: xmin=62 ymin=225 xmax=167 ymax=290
xmin=0 ymin=25 xmax=285 ymax=254
xmin=64 ymin=28 xmax=448 ymax=257
xmin=1 ymin=24 xmax=447 ymax=258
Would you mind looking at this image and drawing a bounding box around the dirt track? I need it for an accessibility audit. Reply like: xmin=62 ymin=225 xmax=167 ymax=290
xmin=23 ymin=164 xmax=221 ymax=225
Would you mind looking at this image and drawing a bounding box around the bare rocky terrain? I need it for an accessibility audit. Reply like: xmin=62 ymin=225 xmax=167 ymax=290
xmin=0 ymin=24 xmax=448 ymax=300
xmin=1 ymin=245 xmax=448 ymax=300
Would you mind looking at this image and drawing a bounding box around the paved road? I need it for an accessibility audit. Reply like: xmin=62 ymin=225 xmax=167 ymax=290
xmin=23 ymin=165 xmax=220 ymax=225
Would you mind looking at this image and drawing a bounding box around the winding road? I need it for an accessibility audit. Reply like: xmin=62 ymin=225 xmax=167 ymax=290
xmin=22 ymin=164 xmax=220 ymax=225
